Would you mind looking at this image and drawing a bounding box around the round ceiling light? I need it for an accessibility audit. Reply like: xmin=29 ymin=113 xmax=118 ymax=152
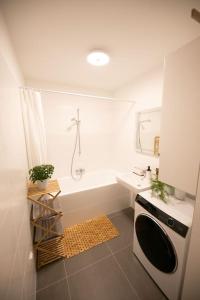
xmin=87 ymin=51 xmax=110 ymax=66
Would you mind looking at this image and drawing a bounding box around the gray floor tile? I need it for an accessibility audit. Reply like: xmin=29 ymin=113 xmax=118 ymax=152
xmin=108 ymin=207 xmax=134 ymax=220
xmin=108 ymin=210 xmax=123 ymax=219
xmin=122 ymin=207 xmax=135 ymax=220
xmin=37 ymin=259 xmax=66 ymax=290
xmin=37 ymin=278 xmax=70 ymax=300
xmin=115 ymin=246 xmax=167 ymax=300
xmin=65 ymin=242 xmax=111 ymax=276
xmin=106 ymin=209 xmax=134 ymax=253
xmin=68 ymin=256 xmax=138 ymax=300
xmin=35 ymin=208 xmax=167 ymax=300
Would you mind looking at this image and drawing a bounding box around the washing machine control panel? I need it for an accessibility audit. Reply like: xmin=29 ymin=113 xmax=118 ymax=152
xmin=136 ymin=195 xmax=188 ymax=238
xmin=167 ymin=217 xmax=174 ymax=227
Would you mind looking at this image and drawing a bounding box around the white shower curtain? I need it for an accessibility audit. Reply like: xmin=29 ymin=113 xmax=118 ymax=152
xmin=21 ymin=88 xmax=47 ymax=169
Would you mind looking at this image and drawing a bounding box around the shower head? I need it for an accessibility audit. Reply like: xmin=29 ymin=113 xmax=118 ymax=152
xmin=67 ymin=109 xmax=80 ymax=131
xmin=67 ymin=117 xmax=80 ymax=131
xmin=67 ymin=119 xmax=76 ymax=131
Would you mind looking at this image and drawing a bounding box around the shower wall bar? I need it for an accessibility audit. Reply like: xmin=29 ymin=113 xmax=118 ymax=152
xmin=20 ymin=86 xmax=135 ymax=103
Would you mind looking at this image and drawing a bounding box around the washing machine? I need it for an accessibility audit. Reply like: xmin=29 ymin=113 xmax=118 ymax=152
xmin=133 ymin=190 xmax=194 ymax=300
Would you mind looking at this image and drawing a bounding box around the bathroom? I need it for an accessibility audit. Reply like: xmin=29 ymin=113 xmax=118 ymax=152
xmin=0 ymin=1 xmax=200 ymax=300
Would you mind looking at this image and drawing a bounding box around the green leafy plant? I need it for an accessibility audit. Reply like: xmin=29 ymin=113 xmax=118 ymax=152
xmin=151 ymin=179 xmax=168 ymax=202
xmin=29 ymin=164 xmax=54 ymax=183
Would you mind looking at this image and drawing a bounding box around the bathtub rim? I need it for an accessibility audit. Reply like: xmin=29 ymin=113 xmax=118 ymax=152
xmin=58 ymin=180 xmax=120 ymax=197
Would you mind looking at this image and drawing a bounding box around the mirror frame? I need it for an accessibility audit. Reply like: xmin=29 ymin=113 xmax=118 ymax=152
xmin=136 ymin=107 xmax=161 ymax=156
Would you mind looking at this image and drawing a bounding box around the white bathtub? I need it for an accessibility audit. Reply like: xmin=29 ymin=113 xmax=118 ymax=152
xmin=58 ymin=170 xmax=131 ymax=227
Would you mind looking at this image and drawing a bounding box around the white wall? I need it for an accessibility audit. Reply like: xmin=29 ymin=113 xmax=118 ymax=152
xmin=42 ymin=92 xmax=135 ymax=178
xmin=0 ymin=11 xmax=36 ymax=300
xmin=114 ymin=66 xmax=164 ymax=172
xmin=41 ymin=67 xmax=163 ymax=178
xmin=182 ymin=172 xmax=200 ymax=299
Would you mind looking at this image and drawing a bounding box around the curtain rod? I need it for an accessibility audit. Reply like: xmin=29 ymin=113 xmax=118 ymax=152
xmin=20 ymin=86 xmax=135 ymax=103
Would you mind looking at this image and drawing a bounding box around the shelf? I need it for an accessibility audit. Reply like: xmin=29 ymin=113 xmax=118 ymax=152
xmin=33 ymin=213 xmax=63 ymax=244
xmin=27 ymin=179 xmax=63 ymax=269
xmin=28 ymin=179 xmax=60 ymax=197
xmin=31 ymin=197 xmax=61 ymax=221
xmin=37 ymin=236 xmax=65 ymax=268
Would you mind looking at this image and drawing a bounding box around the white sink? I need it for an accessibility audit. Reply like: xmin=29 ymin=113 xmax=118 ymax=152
xmin=116 ymin=172 xmax=151 ymax=193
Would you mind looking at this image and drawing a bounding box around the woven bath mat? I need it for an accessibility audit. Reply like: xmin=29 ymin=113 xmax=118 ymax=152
xmin=64 ymin=215 xmax=119 ymax=258
xmin=37 ymin=216 xmax=119 ymax=268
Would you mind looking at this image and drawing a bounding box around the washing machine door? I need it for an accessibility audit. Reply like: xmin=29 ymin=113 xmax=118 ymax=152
xmin=135 ymin=214 xmax=177 ymax=273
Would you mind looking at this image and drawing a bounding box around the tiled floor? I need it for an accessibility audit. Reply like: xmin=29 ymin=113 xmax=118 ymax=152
xmin=36 ymin=208 xmax=166 ymax=300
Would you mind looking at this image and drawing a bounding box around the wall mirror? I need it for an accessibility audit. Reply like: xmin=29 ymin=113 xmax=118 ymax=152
xmin=136 ymin=108 xmax=161 ymax=156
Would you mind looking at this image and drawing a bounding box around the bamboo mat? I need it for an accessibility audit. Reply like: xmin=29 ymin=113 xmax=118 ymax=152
xmin=64 ymin=215 xmax=119 ymax=258
xmin=37 ymin=215 xmax=119 ymax=267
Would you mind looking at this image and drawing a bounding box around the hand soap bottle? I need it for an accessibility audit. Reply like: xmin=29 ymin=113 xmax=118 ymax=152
xmin=146 ymin=166 xmax=152 ymax=180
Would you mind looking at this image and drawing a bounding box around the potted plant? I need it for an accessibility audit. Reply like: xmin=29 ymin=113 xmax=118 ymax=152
xmin=29 ymin=164 xmax=54 ymax=190
xmin=151 ymin=178 xmax=168 ymax=203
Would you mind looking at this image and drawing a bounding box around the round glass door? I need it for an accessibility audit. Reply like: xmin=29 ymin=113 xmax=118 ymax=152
xmin=135 ymin=214 xmax=177 ymax=273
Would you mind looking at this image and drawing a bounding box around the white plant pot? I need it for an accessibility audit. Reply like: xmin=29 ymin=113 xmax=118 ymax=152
xmin=164 ymin=185 xmax=174 ymax=196
xmin=37 ymin=179 xmax=49 ymax=191
xmin=174 ymin=188 xmax=186 ymax=200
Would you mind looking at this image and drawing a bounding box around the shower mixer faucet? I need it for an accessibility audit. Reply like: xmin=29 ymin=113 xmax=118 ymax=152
xmin=75 ymin=168 xmax=85 ymax=175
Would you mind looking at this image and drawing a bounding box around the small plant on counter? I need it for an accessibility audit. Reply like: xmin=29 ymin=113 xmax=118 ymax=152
xmin=151 ymin=178 xmax=168 ymax=202
xmin=29 ymin=164 xmax=54 ymax=190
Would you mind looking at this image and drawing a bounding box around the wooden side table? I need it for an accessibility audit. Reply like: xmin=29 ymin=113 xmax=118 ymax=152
xmin=28 ymin=180 xmax=65 ymax=268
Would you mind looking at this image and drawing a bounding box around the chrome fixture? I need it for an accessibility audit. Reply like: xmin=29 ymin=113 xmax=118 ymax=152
xmin=20 ymin=87 xmax=135 ymax=103
xmin=68 ymin=109 xmax=84 ymax=180
xmin=75 ymin=168 xmax=85 ymax=176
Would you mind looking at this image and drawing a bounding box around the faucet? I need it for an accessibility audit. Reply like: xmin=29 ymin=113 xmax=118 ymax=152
xmin=75 ymin=168 xmax=85 ymax=176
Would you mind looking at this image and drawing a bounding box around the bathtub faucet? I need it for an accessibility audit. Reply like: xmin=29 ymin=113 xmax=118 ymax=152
xmin=75 ymin=168 xmax=85 ymax=176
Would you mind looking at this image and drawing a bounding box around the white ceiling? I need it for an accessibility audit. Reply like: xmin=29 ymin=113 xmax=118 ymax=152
xmin=1 ymin=0 xmax=200 ymax=92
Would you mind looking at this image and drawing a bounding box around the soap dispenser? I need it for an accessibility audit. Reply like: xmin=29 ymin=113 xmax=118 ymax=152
xmin=146 ymin=166 xmax=152 ymax=180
